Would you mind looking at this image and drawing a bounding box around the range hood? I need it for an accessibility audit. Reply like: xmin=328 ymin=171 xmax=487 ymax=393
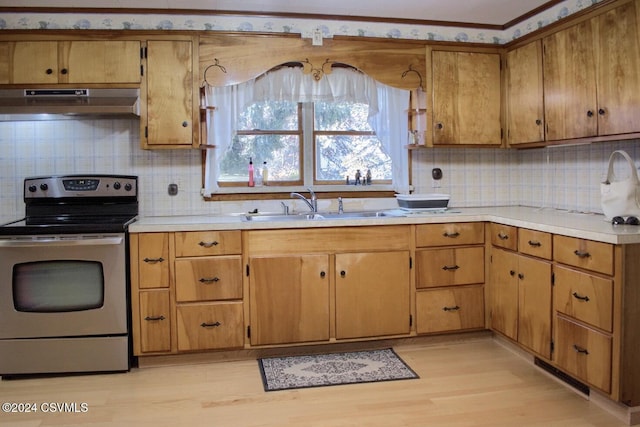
xmin=0 ymin=88 xmax=140 ymax=120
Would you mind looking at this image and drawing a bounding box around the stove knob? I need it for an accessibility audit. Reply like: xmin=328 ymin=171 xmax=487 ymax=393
xmin=40 ymin=183 xmax=48 ymax=191
xmin=124 ymin=183 xmax=132 ymax=192
xmin=113 ymin=182 xmax=121 ymax=190
xmin=28 ymin=185 xmax=37 ymax=192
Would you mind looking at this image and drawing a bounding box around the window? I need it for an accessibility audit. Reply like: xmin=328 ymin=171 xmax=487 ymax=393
xmin=218 ymin=100 xmax=392 ymax=187
xmin=203 ymin=67 xmax=410 ymax=195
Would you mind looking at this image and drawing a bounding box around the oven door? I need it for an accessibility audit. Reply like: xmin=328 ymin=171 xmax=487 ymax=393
xmin=0 ymin=234 xmax=127 ymax=339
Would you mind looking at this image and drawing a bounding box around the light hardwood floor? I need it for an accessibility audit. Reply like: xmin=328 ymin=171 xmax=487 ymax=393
xmin=0 ymin=336 xmax=628 ymax=426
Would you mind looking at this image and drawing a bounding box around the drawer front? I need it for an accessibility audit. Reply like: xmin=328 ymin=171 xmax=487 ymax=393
xmin=138 ymin=290 xmax=171 ymax=354
xmin=490 ymin=223 xmax=517 ymax=251
xmin=176 ymin=302 xmax=244 ymax=351
xmin=555 ymin=316 xmax=612 ymax=393
xmin=416 ymin=247 xmax=484 ymax=288
xmin=416 ymin=222 xmax=484 ymax=247
xmin=553 ymin=235 xmax=613 ymax=275
xmin=416 ymin=286 xmax=485 ymax=334
xmin=518 ymin=228 xmax=552 ymax=260
xmin=554 ymin=265 xmax=613 ymax=332
xmin=138 ymin=233 xmax=170 ymax=289
xmin=175 ymin=256 xmax=243 ymax=302
xmin=175 ymin=230 xmax=241 ymax=257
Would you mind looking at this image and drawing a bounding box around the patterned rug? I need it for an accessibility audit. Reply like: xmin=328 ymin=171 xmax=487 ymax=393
xmin=258 ymin=348 xmax=419 ymax=391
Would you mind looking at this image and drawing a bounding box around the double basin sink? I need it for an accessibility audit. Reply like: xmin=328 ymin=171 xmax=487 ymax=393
xmin=244 ymin=211 xmax=394 ymax=222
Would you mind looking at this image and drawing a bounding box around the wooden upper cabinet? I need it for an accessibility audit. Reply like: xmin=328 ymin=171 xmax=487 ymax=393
xmin=1 ymin=40 xmax=140 ymax=85
xmin=431 ymin=50 xmax=501 ymax=146
xmin=142 ymin=39 xmax=195 ymax=148
xmin=543 ymin=1 xmax=640 ymax=141
xmin=506 ymin=40 xmax=544 ymax=145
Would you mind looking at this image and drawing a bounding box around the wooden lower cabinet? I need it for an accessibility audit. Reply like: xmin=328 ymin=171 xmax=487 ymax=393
xmin=555 ymin=315 xmax=612 ymax=393
xmin=335 ymin=251 xmax=411 ymax=340
xmin=416 ymin=286 xmax=484 ymax=334
xmin=138 ymin=290 xmax=171 ymax=354
xmin=176 ymin=302 xmax=244 ymax=351
xmin=249 ymin=254 xmax=330 ymax=346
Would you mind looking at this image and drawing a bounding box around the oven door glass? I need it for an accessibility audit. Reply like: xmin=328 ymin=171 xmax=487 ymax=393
xmin=13 ymin=261 xmax=104 ymax=312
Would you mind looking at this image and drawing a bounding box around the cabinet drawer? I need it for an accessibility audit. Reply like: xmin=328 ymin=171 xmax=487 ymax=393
xmin=518 ymin=228 xmax=552 ymax=260
xmin=175 ymin=231 xmax=241 ymax=257
xmin=138 ymin=290 xmax=171 ymax=354
xmin=138 ymin=233 xmax=170 ymax=289
xmin=490 ymin=223 xmax=517 ymax=250
xmin=416 ymin=286 xmax=485 ymax=334
xmin=554 ymin=265 xmax=613 ymax=332
xmin=176 ymin=302 xmax=244 ymax=351
xmin=416 ymin=247 xmax=484 ymax=288
xmin=555 ymin=316 xmax=612 ymax=393
xmin=175 ymin=256 xmax=243 ymax=302
xmin=553 ymin=235 xmax=613 ymax=275
xmin=416 ymin=222 xmax=484 ymax=247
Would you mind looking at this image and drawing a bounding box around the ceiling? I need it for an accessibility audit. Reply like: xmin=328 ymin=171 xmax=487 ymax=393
xmin=1 ymin=0 xmax=560 ymax=28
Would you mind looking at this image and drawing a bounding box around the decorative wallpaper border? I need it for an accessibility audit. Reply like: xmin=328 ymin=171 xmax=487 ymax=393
xmin=0 ymin=0 xmax=602 ymax=44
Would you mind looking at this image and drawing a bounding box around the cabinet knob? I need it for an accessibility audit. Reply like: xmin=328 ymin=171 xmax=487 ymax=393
xmin=518 ymin=273 xmax=524 ymax=280
xmin=435 ymin=122 xmax=444 ymax=130
xmin=598 ymin=108 xmax=606 ymax=116
xmin=182 ymin=121 xmax=189 ymax=127
xmin=535 ymin=119 xmax=542 ymax=126
xmin=320 ymin=271 xmax=326 ymax=278
xmin=587 ymin=110 xmax=594 ymax=117
xmin=60 ymin=68 xmax=68 ymax=75
xmin=340 ymin=270 xmax=346 ymax=277
xmin=509 ymin=270 xmax=516 ymax=276
xmin=45 ymin=68 xmax=53 ymax=75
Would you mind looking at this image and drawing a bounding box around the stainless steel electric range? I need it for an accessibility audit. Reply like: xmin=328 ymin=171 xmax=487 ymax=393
xmin=0 ymin=175 xmax=138 ymax=377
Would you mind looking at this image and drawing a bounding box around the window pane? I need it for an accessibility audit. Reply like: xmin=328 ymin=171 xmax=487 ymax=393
xmin=220 ymin=134 xmax=300 ymax=182
xmin=315 ymin=102 xmax=372 ymax=131
xmin=316 ymin=135 xmax=392 ymax=182
xmin=237 ymin=101 xmax=298 ymax=131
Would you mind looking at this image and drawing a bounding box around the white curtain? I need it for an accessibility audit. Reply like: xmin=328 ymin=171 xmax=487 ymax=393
xmin=203 ymin=67 xmax=409 ymax=195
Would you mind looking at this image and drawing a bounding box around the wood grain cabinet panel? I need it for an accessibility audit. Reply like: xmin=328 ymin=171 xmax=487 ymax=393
xmin=137 ymin=232 xmax=170 ymax=289
xmin=415 ymin=247 xmax=484 ymax=288
xmin=175 ymin=230 xmax=241 ymax=257
xmin=176 ymin=302 xmax=244 ymax=351
xmin=139 ymin=290 xmax=171 ymax=354
xmin=416 ymin=286 xmax=485 ymax=334
xmin=416 ymin=222 xmax=484 ymax=247
xmin=175 ymin=256 xmax=242 ymax=302
xmin=490 ymin=223 xmax=517 ymax=251
xmin=553 ymin=235 xmax=613 ymax=275
xmin=518 ymin=228 xmax=552 ymax=260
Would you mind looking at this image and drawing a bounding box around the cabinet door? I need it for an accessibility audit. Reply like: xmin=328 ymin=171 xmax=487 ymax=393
xmin=517 ymin=256 xmax=552 ymax=358
xmin=595 ymin=1 xmax=640 ymax=136
xmin=415 ymin=246 xmax=484 ymax=288
xmin=175 ymin=256 xmax=242 ymax=302
xmin=416 ymin=285 xmax=484 ymax=334
xmin=11 ymin=41 xmax=59 ymax=84
xmin=138 ymin=290 xmax=171 ymax=354
xmin=489 ymin=248 xmax=518 ymax=340
xmin=249 ymin=254 xmax=330 ymax=346
xmin=138 ymin=233 xmax=170 ymax=289
xmin=176 ymin=302 xmax=243 ymax=351
xmin=543 ymin=20 xmax=597 ymax=140
xmin=144 ymin=40 xmax=193 ymax=147
xmin=335 ymin=251 xmax=410 ymax=339
xmin=506 ymin=40 xmax=544 ymax=145
xmin=432 ymin=51 xmax=501 ymax=145
xmin=62 ymin=40 xmax=141 ymax=84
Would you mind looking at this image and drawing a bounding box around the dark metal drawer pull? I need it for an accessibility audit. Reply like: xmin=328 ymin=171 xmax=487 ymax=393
xmin=498 ymin=233 xmax=509 ymax=240
xmin=528 ymin=240 xmax=541 ymax=247
xmin=573 ymin=344 xmax=589 ymax=355
xmin=443 ymin=231 xmax=460 ymax=238
xmin=199 ymin=241 xmax=219 ymax=248
xmin=442 ymin=265 xmax=460 ymax=271
xmin=443 ymin=306 xmax=460 ymax=312
xmin=201 ymin=321 xmax=221 ymax=328
xmin=199 ymin=277 xmax=220 ymax=284
xmin=143 ymin=257 xmax=165 ymax=264
xmin=144 ymin=315 xmax=166 ymax=321
xmin=572 ymin=292 xmax=590 ymax=302
xmin=574 ymin=250 xmax=590 ymax=258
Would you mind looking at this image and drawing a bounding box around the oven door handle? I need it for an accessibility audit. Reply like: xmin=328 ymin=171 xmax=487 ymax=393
xmin=0 ymin=236 xmax=123 ymax=247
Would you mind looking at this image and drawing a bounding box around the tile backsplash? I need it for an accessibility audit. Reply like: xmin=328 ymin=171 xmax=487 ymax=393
xmin=0 ymin=118 xmax=638 ymax=223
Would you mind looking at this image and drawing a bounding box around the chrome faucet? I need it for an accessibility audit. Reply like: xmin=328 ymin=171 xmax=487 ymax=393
xmin=290 ymin=188 xmax=317 ymax=212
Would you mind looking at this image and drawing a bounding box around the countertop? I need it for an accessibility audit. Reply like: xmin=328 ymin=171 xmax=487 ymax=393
xmin=129 ymin=206 xmax=640 ymax=245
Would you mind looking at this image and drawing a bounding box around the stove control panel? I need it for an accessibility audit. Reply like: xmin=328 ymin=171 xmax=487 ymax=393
xmin=24 ymin=175 xmax=137 ymax=199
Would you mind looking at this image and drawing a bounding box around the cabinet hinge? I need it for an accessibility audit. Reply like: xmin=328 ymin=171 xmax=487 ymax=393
xmin=144 ymin=126 xmax=148 ymax=138
xmin=550 ymin=340 xmax=554 ymax=353
xmin=140 ymin=65 xmax=144 ymax=77
xmin=247 ymin=326 xmax=251 ymax=339
xmin=140 ymin=46 xmax=147 ymax=59
xmin=409 ymin=314 xmax=413 ymax=327
xmin=409 ymin=256 xmax=413 ymax=269
xmin=501 ymin=128 xmax=504 ymax=140
xmin=551 ymin=272 xmax=555 ymax=286
xmin=246 ymin=264 xmax=250 ymax=276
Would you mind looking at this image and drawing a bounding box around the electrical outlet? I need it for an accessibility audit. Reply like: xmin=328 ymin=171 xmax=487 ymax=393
xmin=168 ymin=183 xmax=178 ymax=196
xmin=432 ymin=168 xmax=442 ymax=188
xmin=312 ymin=28 xmax=323 ymax=46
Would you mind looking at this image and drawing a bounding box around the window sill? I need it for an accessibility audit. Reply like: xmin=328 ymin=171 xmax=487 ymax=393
xmin=203 ymin=184 xmax=396 ymax=201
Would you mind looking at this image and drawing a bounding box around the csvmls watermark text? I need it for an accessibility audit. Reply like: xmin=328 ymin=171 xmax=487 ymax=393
xmin=2 ymin=402 xmax=89 ymax=413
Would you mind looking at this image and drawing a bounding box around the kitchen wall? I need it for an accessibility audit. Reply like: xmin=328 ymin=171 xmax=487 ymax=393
xmin=1 ymin=117 xmax=638 ymax=223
